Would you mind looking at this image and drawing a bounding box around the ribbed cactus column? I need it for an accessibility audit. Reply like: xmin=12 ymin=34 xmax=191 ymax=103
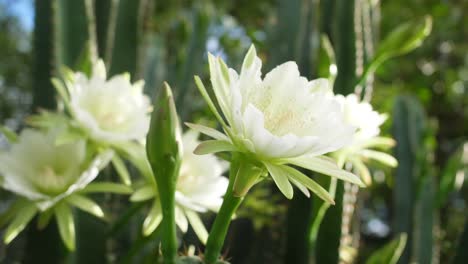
xmin=26 ymin=0 xmax=61 ymax=263
xmin=392 ymin=95 xmax=426 ymax=264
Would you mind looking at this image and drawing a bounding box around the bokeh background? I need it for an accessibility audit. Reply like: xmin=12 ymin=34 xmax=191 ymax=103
xmin=0 ymin=0 xmax=466 ymax=263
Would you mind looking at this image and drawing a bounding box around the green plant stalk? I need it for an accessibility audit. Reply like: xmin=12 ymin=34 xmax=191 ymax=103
xmin=308 ymin=157 xmax=344 ymax=262
xmin=309 ymin=178 xmax=337 ymax=253
xmin=204 ymin=157 xmax=243 ymax=264
xmin=158 ymin=183 xmax=178 ymax=264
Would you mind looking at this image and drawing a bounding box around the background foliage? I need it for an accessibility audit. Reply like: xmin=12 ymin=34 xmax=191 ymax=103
xmin=0 ymin=0 xmax=466 ymax=263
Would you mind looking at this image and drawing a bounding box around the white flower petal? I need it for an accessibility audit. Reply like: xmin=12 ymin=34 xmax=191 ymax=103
xmin=175 ymin=206 xmax=188 ymax=233
xmin=67 ymin=61 xmax=150 ymax=143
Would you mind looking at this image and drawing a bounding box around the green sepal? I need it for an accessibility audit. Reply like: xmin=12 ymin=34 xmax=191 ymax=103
xmin=130 ymin=185 xmax=155 ymax=202
xmin=3 ymin=202 xmax=37 ymax=244
xmin=232 ymin=160 xmax=265 ymax=197
xmin=265 ymin=163 xmax=294 ymax=199
xmin=142 ymin=201 xmax=163 ymax=236
xmin=79 ymin=182 xmax=133 ymax=195
xmin=0 ymin=199 xmax=29 ymax=228
xmin=66 ymin=194 xmax=105 ymax=218
xmin=54 ymin=202 xmax=76 ymax=251
xmin=111 ymin=154 xmax=132 ymax=185
xmin=193 ymin=140 xmax=236 ymax=155
xmin=37 ymin=208 xmax=55 ymax=230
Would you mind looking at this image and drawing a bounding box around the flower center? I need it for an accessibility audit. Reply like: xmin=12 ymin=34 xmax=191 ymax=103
xmin=32 ymin=165 xmax=74 ymax=196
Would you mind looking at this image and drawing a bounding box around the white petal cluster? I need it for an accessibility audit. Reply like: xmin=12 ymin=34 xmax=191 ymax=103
xmin=332 ymin=94 xmax=397 ymax=185
xmin=335 ymin=94 xmax=387 ymax=143
xmin=0 ymin=129 xmax=111 ymax=210
xmin=208 ymin=48 xmax=355 ymax=159
xmin=192 ymin=45 xmax=363 ymax=201
xmin=67 ymin=60 xmax=151 ymax=143
xmin=176 ymin=130 xmax=228 ymax=212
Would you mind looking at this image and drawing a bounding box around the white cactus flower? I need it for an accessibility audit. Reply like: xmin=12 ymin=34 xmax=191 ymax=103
xmin=0 ymin=129 xmax=112 ymax=211
xmin=66 ymin=60 xmax=151 ymax=143
xmin=189 ymin=45 xmax=364 ymax=202
xmin=336 ymin=94 xmax=388 ymax=143
xmin=134 ymin=130 xmax=228 ymax=243
xmin=333 ymin=94 xmax=397 ymax=185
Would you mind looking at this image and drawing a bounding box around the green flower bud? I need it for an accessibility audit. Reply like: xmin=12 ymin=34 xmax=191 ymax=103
xmin=146 ymin=82 xmax=183 ymax=188
xmin=146 ymin=82 xmax=182 ymax=263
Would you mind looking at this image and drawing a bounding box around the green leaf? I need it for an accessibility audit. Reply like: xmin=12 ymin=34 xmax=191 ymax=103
xmin=111 ymin=154 xmax=132 ymax=185
xmin=286 ymin=155 xmax=364 ymax=186
xmin=184 ymin=122 xmax=229 ymax=141
xmin=317 ymin=34 xmax=337 ymax=83
xmin=142 ymin=201 xmax=163 ymax=236
xmin=54 ymin=202 xmax=76 ymax=251
xmin=282 ymin=165 xmax=335 ymax=204
xmin=79 ymin=182 xmax=133 ymax=194
xmin=193 ymin=140 xmax=237 ymax=155
xmin=436 ymin=144 xmax=467 ymax=207
xmin=357 ymin=16 xmax=432 ymax=86
xmin=0 ymin=125 xmax=18 ymax=143
xmin=130 ymin=185 xmax=155 ymax=202
xmin=185 ymin=209 xmax=208 ymax=244
xmin=366 ymin=233 xmax=407 ymax=264
xmin=3 ymin=203 xmax=37 ymax=244
xmin=264 ymin=163 xmax=294 ymax=199
xmin=66 ymin=194 xmax=105 ymax=218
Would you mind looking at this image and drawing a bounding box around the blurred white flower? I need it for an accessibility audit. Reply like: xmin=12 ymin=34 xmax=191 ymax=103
xmin=0 ymin=129 xmax=112 ymax=211
xmin=190 ymin=45 xmax=363 ymax=201
xmin=333 ymin=94 xmax=397 ymax=185
xmin=66 ymin=60 xmax=151 ymax=143
xmin=336 ymin=94 xmax=387 ymax=143
xmin=133 ymin=130 xmax=228 ymax=243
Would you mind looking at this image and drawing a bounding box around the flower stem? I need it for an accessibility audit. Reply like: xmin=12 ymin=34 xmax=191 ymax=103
xmin=159 ymin=191 xmax=178 ymax=264
xmin=204 ymin=156 xmax=243 ymax=264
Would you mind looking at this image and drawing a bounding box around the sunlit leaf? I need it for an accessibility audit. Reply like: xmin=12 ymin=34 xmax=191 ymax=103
xmin=366 ymin=233 xmax=407 ymax=264
xmin=357 ymin=16 xmax=432 ymax=86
